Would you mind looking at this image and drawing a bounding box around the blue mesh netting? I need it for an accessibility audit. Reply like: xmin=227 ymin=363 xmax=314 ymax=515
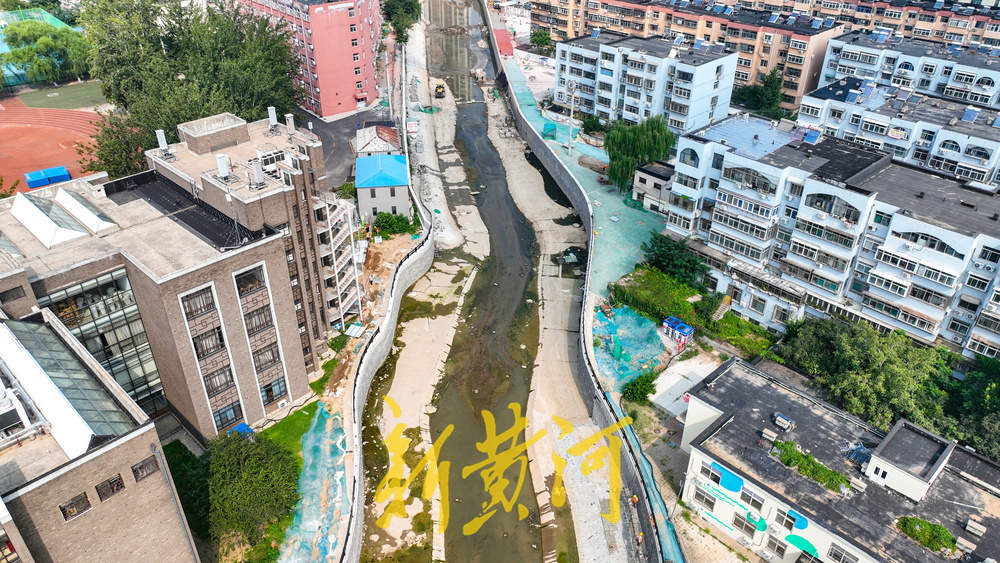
xmin=279 ymin=403 xmax=349 ymax=562
xmin=592 ymin=307 xmax=667 ymax=390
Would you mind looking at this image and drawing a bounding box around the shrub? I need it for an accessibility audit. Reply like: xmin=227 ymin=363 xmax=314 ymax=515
xmin=338 ymin=181 xmax=356 ymax=199
xmin=609 ymin=265 xmax=697 ymax=326
xmin=711 ymin=312 xmax=774 ymax=358
xmin=772 ymin=441 xmax=850 ymax=491
xmin=582 ymin=115 xmax=604 ymax=134
xmin=328 ymin=333 xmax=350 ymax=353
xmin=622 ymin=372 xmax=658 ymax=403
xmin=897 ymin=516 xmax=956 ymax=553
xmin=677 ymin=347 xmax=699 ymax=362
xmin=374 ymin=212 xmax=411 ymax=235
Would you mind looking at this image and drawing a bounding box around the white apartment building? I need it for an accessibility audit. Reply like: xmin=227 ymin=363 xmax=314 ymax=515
xmin=821 ymin=30 xmax=1000 ymax=109
xmin=655 ymin=112 xmax=1000 ymax=359
xmin=313 ymin=195 xmax=363 ymax=331
xmin=553 ymin=30 xmax=738 ymax=132
xmin=798 ymin=76 xmax=1000 ymax=186
xmin=680 ymin=360 xmax=999 ymax=563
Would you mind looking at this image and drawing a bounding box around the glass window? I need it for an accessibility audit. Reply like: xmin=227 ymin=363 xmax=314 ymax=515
xmin=235 ymin=267 xmax=266 ymax=297
xmin=732 ymin=513 xmax=756 ymax=537
xmin=59 ymin=492 xmax=92 ymax=521
xmin=244 ymin=307 xmax=273 ymax=335
xmin=261 ymin=378 xmax=288 ymax=406
xmin=213 ymin=401 xmax=243 ymax=430
xmin=204 ymin=367 xmax=234 ymax=397
xmin=828 ymin=543 xmax=859 ymax=563
xmin=253 ymin=343 xmax=281 ymax=372
xmin=775 ymin=508 xmax=795 ymax=530
xmin=131 ymin=455 xmax=159 ymax=482
xmin=740 ymin=488 xmax=764 ymax=511
xmin=192 ymin=327 xmax=226 ymax=359
xmin=700 ymin=461 xmax=722 ymax=484
xmin=766 ymin=534 xmax=787 ymax=558
xmin=967 ymin=274 xmax=990 ymax=291
xmin=96 ymin=474 xmax=125 ymax=501
xmin=182 ymin=287 xmax=215 ymax=319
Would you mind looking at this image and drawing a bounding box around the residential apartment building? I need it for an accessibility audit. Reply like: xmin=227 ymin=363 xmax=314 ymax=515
xmin=241 ymin=0 xmax=382 ymax=119
xmin=553 ymin=31 xmax=737 ymax=131
xmin=653 ymin=112 xmax=1000 ymax=359
xmin=820 ymin=30 xmax=1000 ymax=108
xmin=0 ymin=310 xmax=197 ymax=562
xmin=798 ymin=76 xmax=1000 ymax=186
xmin=680 ymin=359 xmax=998 ymax=563
xmin=724 ymin=0 xmax=1000 ymax=45
xmin=0 ymin=112 xmax=362 ymax=438
xmin=534 ymin=4 xmax=846 ymax=108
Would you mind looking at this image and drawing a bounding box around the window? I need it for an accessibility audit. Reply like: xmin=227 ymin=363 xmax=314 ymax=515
xmin=909 ymin=284 xmax=947 ymax=307
xmin=891 ymin=231 xmax=964 ymax=259
xmin=873 ymin=211 xmax=892 ymax=226
xmin=244 ymin=307 xmax=273 ymax=335
xmin=349 ymin=23 xmax=357 ymax=32
xmin=253 ymin=343 xmax=281 ymax=372
xmin=356 ymin=81 xmax=363 ymax=89
xmin=750 ymin=296 xmax=766 ymax=314
xmin=693 ymin=488 xmax=715 ymax=511
xmin=347 ymin=7 xmax=354 ymax=16
xmin=96 ymin=474 xmax=125 ymax=501
xmin=799 ymin=104 xmax=821 ymax=117
xmin=354 ymin=67 xmax=361 ymax=75
xmin=980 ymin=246 xmax=1000 ymax=263
xmin=59 ymin=492 xmax=92 ymax=521
xmin=0 ymin=286 xmax=25 ymax=302
xmin=353 ymin=53 xmax=360 ymax=62
xmin=235 ymin=267 xmax=265 ymax=297
xmin=828 ymin=544 xmax=859 ymax=563
xmin=711 ymin=153 xmax=724 ymax=170
xmin=213 ymin=401 xmax=243 ymax=430
xmin=773 ymin=307 xmax=789 ymax=323
xmin=939 ymin=139 xmax=961 ymax=153
xmin=131 ymin=455 xmax=159 ymax=482
xmin=732 ymin=513 xmax=757 ymax=537
xmin=967 ymin=274 xmax=990 ymax=291
xmin=740 ymin=488 xmax=764 ymax=511
xmin=192 ymin=327 xmax=225 ymax=359
xmin=700 ymin=461 xmax=722 ymax=484
xmin=775 ymin=508 xmax=796 ymax=530
xmin=679 ymin=148 xmax=700 ymax=167
xmin=182 ymin=287 xmax=215 ymax=319
xmin=389 ymin=187 xmax=396 ymax=198
xmin=804 ymin=193 xmax=860 ymax=223
xmin=766 ymin=535 xmax=787 ymax=558
xmin=351 ymin=38 xmax=358 ymax=47
xmin=204 ymin=367 xmax=234 ymax=397
xmin=261 ymin=378 xmax=288 ymax=405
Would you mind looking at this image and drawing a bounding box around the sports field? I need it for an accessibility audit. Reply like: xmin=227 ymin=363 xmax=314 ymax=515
xmin=18 ymin=81 xmax=106 ymax=110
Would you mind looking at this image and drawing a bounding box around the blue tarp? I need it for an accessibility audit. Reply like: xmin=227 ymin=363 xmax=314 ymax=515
xmin=355 ymin=154 xmax=408 ymax=188
xmin=42 ymin=166 xmax=70 ymax=183
xmin=227 ymin=422 xmax=253 ymax=435
xmin=24 ymin=170 xmax=48 ymax=188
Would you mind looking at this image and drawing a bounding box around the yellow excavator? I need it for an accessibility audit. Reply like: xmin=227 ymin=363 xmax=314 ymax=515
xmin=434 ymin=84 xmax=445 ymax=98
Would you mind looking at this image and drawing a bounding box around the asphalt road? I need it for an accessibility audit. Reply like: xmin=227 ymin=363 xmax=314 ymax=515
xmin=306 ymin=108 xmax=384 ymax=189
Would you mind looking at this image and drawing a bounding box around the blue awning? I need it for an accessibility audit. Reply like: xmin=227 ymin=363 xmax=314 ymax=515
xmin=228 ymin=422 xmax=253 ymax=436
xmin=804 ymin=129 xmax=821 ymax=144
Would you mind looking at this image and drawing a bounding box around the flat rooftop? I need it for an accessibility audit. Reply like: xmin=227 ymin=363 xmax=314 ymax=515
xmin=671 ymin=6 xmax=841 ymax=35
xmin=560 ymin=30 xmax=630 ymax=52
xmin=875 ymin=420 xmax=952 ymax=481
xmin=807 ymin=77 xmax=1000 ymax=139
xmin=852 ymin=162 xmax=1000 ymax=239
xmin=762 ymin=136 xmax=888 ymax=184
xmin=0 ymin=173 xmax=272 ymax=280
xmin=151 ymin=117 xmax=321 ymax=204
xmin=637 ymin=161 xmax=674 ymax=182
xmin=835 ymin=30 xmax=1000 ymax=70
xmin=689 ymin=360 xmax=1000 ymax=563
xmin=562 ymin=32 xmax=730 ymax=65
xmin=691 ymin=113 xmax=812 ymax=160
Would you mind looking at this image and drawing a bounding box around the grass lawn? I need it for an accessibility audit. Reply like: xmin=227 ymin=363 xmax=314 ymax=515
xmin=19 ymin=81 xmax=106 ymax=110
xmin=261 ymin=401 xmax=320 ymax=465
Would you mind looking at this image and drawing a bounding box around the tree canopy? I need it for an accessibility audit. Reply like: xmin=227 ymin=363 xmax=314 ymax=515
xmin=77 ymin=0 xmax=303 ymax=178
xmin=0 ymin=20 xmax=89 ymax=83
xmin=383 ymin=0 xmax=420 ymax=43
xmin=604 ymin=115 xmax=675 ymax=191
xmin=207 ymin=433 xmax=299 ymax=545
xmin=530 ymin=30 xmax=553 ymax=55
xmin=732 ymin=68 xmax=785 ymax=119
xmin=641 ymin=232 xmax=708 ymax=289
xmin=0 ymin=0 xmax=78 ymax=25
xmin=778 ymin=318 xmax=1000 ymax=462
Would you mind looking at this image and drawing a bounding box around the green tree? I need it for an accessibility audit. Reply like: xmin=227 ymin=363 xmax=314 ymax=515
xmin=581 ymin=115 xmax=604 ymax=134
xmin=207 ymin=433 xmax=299 ymax=545
xmin=622 ymin=372 xmax=658 ymax=403
xmin=374 ymin=211 xmax=411 ymax=234
xmin=0 ymin=176 xmax=19 ymax=199
xmin=383 ymin=0 xmax=420 ymax=43
xmin=641 ymin=232 xmax=708 ymax=289
xmin=732 ymin=68 xmax=785 ymax=119
xmin=530 ymin=30 xmax=553 ymax=54
xmin=604 ymin=115 xmax=675 ymax=192
xmin=0 ymin=20 xmax=90 ymax=83
xmin=77 ymin=0 xmax=302 ymax=177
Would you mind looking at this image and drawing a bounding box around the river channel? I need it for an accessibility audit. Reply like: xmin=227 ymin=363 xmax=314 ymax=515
xmin=425 ymin=0 xmax=543 ymax=561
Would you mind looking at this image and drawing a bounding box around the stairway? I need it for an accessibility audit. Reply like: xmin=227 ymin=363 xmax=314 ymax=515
xmin=711 ymin=294 xmax=732 ymax=321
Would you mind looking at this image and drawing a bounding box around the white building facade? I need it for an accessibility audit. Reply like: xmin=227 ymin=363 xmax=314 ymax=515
xmin=820 ymin=31 xmax=1000 ymax=109
xmin=660 ymin=114 xmax=1000 ymax=359
xmin=553 ymin=31 xmax=737 ymax=133
xmin=798 ymin=76 xmax=1000 ymax=186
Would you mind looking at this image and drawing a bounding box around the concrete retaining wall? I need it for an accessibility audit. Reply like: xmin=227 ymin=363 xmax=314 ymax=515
xmin=339 ymin=43 xmax=436 ymax=563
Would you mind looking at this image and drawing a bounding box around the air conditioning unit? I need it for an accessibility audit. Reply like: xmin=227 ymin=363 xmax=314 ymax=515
xmin=903 ymin=272 xmax=913 ymax=278
xmin=953 ymin=335 xmax=964 ymax=343
xmin=975 ymin=262 xmax=985 ymax=269
xmin=278 ymin=400 xmax=289 ymax=409
xmin=987 ymin=265 xmax=996 ymax=272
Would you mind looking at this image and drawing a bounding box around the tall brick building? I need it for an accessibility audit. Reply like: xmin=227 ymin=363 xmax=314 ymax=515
xmin=0 ymin=311 xmax=197 ymax=562
xmin=241 ymin=0 xmax=383 ymax=119
xmin=0 ymin=112 xmax=361 ymax=439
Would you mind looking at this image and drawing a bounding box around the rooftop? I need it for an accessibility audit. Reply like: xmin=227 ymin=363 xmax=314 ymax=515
xmin=689 ymin=360 xmax=1000 ymax=563
xmin=355 ymin=154 xmax=408 ymax=188
xmin=691 ymin=113 xmax=812 ymax=159
xmin=806 ymin=77 xmax=1000 ymax=139
xmin=0 ymin=173 xmax=273 ymax=280
xmin=670 ymin=5 xmax=843 ymax=35
xmin=852 ymin=163 xmax=1000 ymax=238
xmin=0 ymin=313 xmax=143 ymax=493
xmin=560 ymin=29 xmax=630 ymax=51
xmin=637 ymin=160 xmax=675 ymax=182
xmin=148 ymin=116 xmax=321 ymax=204
xmin=762 ymin=136 xmax=889 ymax=184
xmin=353 ymin=125 xmax=401 ymax=154
xmin=562 ymin=31 xmax=732 ymax=64
xmin=874 ymin=420 xmax=953 ymax=482
xmin=834 ymin=30 xmax=1000 ymax=70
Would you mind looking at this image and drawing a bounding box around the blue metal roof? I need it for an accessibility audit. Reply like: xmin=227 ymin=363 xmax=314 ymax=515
xmin=355 ymin=154 xmax=408 ymax=188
